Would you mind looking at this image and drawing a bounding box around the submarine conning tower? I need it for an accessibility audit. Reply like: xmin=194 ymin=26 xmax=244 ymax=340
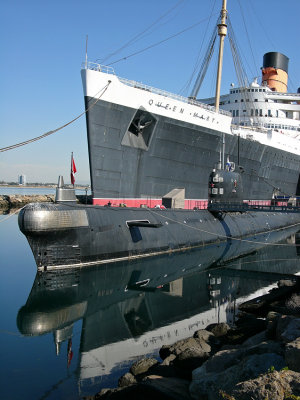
xmin=262 ymin=52 xmax=289 ymax=93
xmin=208 ymin=160 xmax=243 ymax=204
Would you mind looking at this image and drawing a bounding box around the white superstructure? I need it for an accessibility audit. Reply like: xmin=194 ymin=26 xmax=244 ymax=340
xmin=202 ymin=79 xmax=300 ymax=156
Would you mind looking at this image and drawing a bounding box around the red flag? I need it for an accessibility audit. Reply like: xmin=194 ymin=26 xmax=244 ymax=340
xmin=72 ymin=158 xmax=77 ymax=173
xmin=67 ymin=338 xmax=73 ymax=368
xmin=71 ymin=154 xmax=77 ymax=185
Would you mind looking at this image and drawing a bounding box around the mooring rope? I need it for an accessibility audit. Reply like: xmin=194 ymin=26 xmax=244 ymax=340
xmin=149 ymin=208 xmax=300 ymax=247
xmin=0 ymin=81 xmax=111 ymax=153
xmin=0 ymin=206 xmax=24 ymax=223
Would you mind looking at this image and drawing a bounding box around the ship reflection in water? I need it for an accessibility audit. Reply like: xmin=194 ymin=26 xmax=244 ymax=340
xmin=17 ymin=226 xmax=300 ymax=397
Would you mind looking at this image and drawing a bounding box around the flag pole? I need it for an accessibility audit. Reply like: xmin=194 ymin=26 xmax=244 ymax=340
xmin=71 ymin=152 xmax=74 ymax=187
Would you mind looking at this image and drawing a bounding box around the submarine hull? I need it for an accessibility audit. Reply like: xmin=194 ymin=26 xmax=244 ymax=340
xmin=18 ymin=202 xmax=300 ymax=271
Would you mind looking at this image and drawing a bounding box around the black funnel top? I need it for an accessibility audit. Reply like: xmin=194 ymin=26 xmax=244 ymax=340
xmin=263 ymin=52 xmax=289 ymax=73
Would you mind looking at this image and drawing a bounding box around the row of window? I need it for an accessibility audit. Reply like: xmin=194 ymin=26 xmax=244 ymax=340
xmin=230 ymin=88 xmax=267 ymax=94
xmin=231 ymin=109 xmax=278 ymax=118
xmin=230 ymin=98 xmax=268 ymax=103
xmin=236 ymin=121 xmax=300 ymax=131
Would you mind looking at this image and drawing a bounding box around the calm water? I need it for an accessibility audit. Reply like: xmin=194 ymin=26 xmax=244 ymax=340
xmin=0 ymin=187 xmax=91 ymax=196
xmin=1 ymin=210 xmax=300 ymax=399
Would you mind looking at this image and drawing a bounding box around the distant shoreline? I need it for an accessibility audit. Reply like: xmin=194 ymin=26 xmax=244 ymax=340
xmin=0 ymin=185 xmax=89 ymax=190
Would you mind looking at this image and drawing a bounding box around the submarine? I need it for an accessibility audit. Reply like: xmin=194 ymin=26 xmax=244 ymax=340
xmin=18 ymin=160 xmax=300 ymax=272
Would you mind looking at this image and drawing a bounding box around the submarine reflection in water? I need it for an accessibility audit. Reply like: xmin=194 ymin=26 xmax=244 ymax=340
xmin=17 ymin=227 xmax=300 ymax=391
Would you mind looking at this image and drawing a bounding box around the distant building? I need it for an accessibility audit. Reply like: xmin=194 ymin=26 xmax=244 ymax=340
xmin=18 ymin=174 xmax=26 ymax=185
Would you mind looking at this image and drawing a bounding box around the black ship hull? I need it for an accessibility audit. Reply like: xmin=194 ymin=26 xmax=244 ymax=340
xmin=85 ymin=97 xmax=300 ymax=203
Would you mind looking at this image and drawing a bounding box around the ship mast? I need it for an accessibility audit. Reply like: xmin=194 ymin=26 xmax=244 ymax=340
xmin=215 ymin=0 xmax=227 ymax=169
xmin=215 ymin=0 xmax=227 ymax=112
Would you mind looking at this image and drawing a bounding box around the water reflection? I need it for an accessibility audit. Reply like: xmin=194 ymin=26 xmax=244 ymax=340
xmin=17 ymin=226 xmax=300 ymax=396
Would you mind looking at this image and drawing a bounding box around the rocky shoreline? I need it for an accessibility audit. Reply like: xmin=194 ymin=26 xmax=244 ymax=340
xmin=88 ymin=277 xmax=300 ymax=400
xmin=0 ymin=194 xmax=92 ymax=209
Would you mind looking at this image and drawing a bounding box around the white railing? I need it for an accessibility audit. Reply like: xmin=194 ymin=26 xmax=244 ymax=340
xmin=82 ymin=61 xmax=116 ymax=75
xmin=82 ymin=61 xmax=231 ymax=117
xmin=267 ymin=91 xmax=300 ymax=98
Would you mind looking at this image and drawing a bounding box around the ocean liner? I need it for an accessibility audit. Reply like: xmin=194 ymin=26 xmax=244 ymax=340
xmin=81 ymin=2 xmax=300 ymax=209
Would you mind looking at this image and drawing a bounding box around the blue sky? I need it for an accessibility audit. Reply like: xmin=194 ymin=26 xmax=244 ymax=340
xmin=1 ymin=0 xmax=300 ymax=185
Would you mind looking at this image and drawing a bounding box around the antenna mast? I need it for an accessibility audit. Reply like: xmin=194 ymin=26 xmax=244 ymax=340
xmin=215 ymin=0 xmax=227 ymax=112
xmin=85 ymin=35 xmax=88 ymax=68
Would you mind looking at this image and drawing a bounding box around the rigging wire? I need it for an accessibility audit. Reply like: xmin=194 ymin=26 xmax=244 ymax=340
xmin=106 ymin=16 xmax=217 ymax=66
xmin=179 ymin=0 xmax=217 ymax=96
xmin=247 ymin=0 xmax=276 ymax=52
xmin=98 ymin=0 xmax=186 ymax=64
xmin=227 ymin=17 xmax=249 ymax=87
xmin=247 ymin=1 xmax=297 ymax=93
xmin=189 ymin=26 xmax=217 ymax=99
xmin=0 ymin=81 xmax=111 ymax=153
xmin=250 ymin=169 xmax=291 ymax=198
xmin=237 ymin=0 xmax=259 ymax=78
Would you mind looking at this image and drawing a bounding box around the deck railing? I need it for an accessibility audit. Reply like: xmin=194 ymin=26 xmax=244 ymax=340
xmin=83 ymin=61 xmax=231 ymax=116
xmin=208 ymin=201 xmax=300 ymax=213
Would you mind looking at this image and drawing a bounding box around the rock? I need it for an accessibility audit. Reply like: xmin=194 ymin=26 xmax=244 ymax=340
xmin=94 ymin=376 xmax=192 ymax=399
xmin=91 ymin=383 xmax=167 ymax=399
xmin=202 ymin=347 xmax=244 ymax=374
xmin=193 ymin=329 xmax=214 ymax=342
xmin=0 ymin=194 xmax=56 ymax=209
xmin=242 ymin=330 xmax=266 ymax=347
xmin=8 ymin=194 xmax=55 ymax=207
xmin=278 ymin=279 xmax=297 ymax=288
xmin=118 ymin=372 xmax=136 ymax=387
xmin=190 ymin=353 xmax=285 ymax=400
xmin=204 ymin=339 xmax=284 ymax=376
xmin=223 ymin=313 xmax=266 ymax=345
xmin=130 ymin=357 xmax=158 ymax=376
xmin=285 ymin=293 xmax=300 ymax=315
xmin=146 ymin=363 xmax=178 ymax=378
xmin=172 ymin=347 xmax=209 ymax=379
xmin=276 ymin=315 xmax=295 ymax=340
xmin=0 ymin=195 xmax=10 ymax=208
xmin=193 ymin=329 xmax=221 ymax=352
xmin=231 ymin=370 xmax=300 ymax=400
xmin=159 ymin=337 xmax=210 ymax=360
xmin=142 ymin=375 xmax=192 ymax=400
xmin=161 ymin=354 xmax=176 ymax=366
xmin=160 ymin=344 xmax=171 ymax=360
xmin=285 ymin=337 xmax=300 ymax=372
xmin=0 ymin=194 xmax=92 ymax=209
xmin=205 ymin=322 xmax=230 ymax=337
xmin=266 ymin=311 xmax=281 ymax=339
xmin=277 ymin=316 xmax=300 ymax=342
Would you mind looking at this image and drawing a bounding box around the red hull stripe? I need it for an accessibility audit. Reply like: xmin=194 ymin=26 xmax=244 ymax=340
xmin=93 ymin=198 xmax=207 ymax=209
xmin=92 ymin=198 xmax=273 ymax=209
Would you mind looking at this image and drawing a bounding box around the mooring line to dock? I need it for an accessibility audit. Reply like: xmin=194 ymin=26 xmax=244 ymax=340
xmin=0 ymin=206 xmax=24 ymax=223
xmin=0 ymin=81 xmax=111 ymax=152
